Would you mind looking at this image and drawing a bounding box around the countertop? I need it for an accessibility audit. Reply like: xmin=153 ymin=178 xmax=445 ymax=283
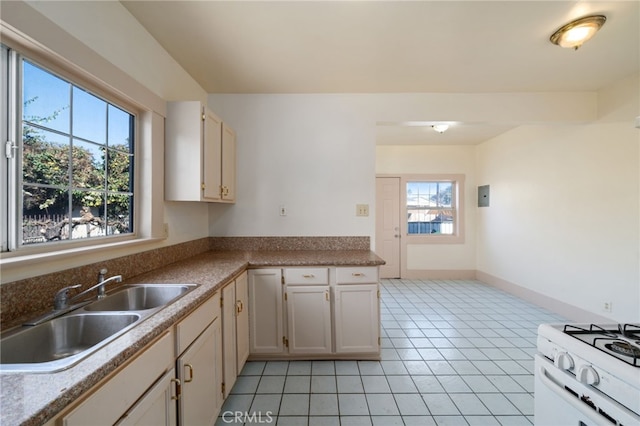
xmin=0 ymin=249 xmax=384 ymax=426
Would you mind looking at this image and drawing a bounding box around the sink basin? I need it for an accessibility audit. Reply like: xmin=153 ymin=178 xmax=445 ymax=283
xmin=0 ymin=313 xmax=140 ymax=373
xmin=83 ymin=284 xmax=196 ymax=311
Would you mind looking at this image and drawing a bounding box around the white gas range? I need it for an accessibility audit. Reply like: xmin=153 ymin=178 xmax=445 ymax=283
xmin=535 ymin=323 xmax=640 ymax=426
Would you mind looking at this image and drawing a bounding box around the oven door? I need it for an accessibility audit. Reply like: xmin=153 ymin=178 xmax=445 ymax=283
xmin=535 ymin=354 xmax=640 ymax=426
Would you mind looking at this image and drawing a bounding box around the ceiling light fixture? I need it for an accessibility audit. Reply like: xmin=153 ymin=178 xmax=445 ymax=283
xmin=550 ymin=15 xmax=606 ymax=50
xmin=432 ymin=124 xmax=449 ymax=133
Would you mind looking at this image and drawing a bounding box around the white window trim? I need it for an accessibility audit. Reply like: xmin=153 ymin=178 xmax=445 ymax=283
xmin=401 ymin=174 xmax=465 ymax=244
xmin=0 ymin=21 xmax=166 ymax=281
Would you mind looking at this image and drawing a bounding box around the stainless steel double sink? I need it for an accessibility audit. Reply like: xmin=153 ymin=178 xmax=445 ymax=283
xmin=0 ymin=284 xmax=197 ymax=373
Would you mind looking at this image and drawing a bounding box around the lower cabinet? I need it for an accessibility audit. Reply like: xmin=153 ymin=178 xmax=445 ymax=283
xmin=248 ymin=269 xmax=284 ymax=354
xmin=222 ymin=271 xmax=249 ymax=398
xmin=176 ymin=318 xmax=222 ymax=426
xmin=175 ymin=291 xmax=223 ymax=426
xmin=60 ymin=330 xmax=175 ymax=426
xmin=116 ymin=369 xmax=177 ymax=426
xmin=286 ymin=285 xmax=332 ymax=354
xmin=334 ymin=284 xmax=379 ymax=353
xmin=249 ymin=266 xmax=380 ymax=360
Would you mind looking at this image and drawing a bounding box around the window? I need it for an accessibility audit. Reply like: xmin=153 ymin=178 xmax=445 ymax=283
xmin=404 ymin=175 xmax=464 ymax=242
xmin=2 ymin=46 xmax=135 ymax=252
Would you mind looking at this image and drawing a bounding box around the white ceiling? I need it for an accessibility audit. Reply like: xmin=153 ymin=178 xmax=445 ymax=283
xmin=121 ymin=1 xmax=640 ymax=145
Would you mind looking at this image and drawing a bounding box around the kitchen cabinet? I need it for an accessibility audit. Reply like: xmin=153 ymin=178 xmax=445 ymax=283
xmin=284 ymin=268 xmax=331 ymax=354
xmin=116 ymin=369 xmax=177 ymax=426
xmin=221 ymin=123 xmax=236 ymax=202
xmin=165 ymin=101 xmax=235 ymax=203
xmin=249 ymin=266 xmax=380 ymax=360
xmin=60 ymin=330 xmax=175 ymax=426
xmin=334 ymin=267 xmax=380 ymax=354
xmin=175 ymin=292 xmax=223 ymax=426
xmin=285 ymin=285 xmax=332 ymax=354
xmin=248 ymin=269 xmax=284 ymax=354
xmin=222 ymin=271 xmax=248 ymax=398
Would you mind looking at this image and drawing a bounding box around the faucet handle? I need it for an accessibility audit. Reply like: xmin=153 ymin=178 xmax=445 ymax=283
xmin=54 ymin=284 xmax=82 ymax=310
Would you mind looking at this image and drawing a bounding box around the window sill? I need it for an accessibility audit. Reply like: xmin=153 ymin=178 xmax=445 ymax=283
xmin=0 ymin=237 xmax=165 ymax=282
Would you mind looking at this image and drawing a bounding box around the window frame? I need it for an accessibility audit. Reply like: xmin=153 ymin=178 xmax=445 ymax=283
xmin=3 ymin=47 xmax=139 ymax=253
xmin=402 ymin=174 xmax=465 ymax=244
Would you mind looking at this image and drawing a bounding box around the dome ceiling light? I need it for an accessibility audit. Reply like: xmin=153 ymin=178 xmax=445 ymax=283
xmin=550 ymin=15 xmax=606 ymax=50
xmin=432 ymin=124 xmax=449 ymax=133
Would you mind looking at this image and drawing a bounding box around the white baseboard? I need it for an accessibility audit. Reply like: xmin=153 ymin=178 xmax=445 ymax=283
xmin=400 ymin=269 xmax=476 ymax=280
xmin=475 ymin=270 xmax=612 ymax=323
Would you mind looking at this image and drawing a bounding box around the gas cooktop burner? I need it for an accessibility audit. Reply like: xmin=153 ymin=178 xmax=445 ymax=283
xmin=563 ymin=323 xmax=640 ymax=367
xmin=606 ymin=341 xmax=640 ymax=358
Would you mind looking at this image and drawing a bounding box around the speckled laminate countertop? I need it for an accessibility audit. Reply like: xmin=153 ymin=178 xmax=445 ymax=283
xmin=0 ymin=249 xmax=384 ymax=426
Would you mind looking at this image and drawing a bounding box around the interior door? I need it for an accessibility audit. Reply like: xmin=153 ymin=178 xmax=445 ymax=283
xmin=375 ymin=177 xmax=401 ymax=278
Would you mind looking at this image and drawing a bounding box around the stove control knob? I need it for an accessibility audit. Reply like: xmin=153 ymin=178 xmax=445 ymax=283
xmin=577 ymin=365 xmax=600 ymax=386
xmin=554 ymin=351 xmax=574 ymax=371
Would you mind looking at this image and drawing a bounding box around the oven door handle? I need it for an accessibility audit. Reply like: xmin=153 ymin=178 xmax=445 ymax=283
xmin=538 ymin=364 xmax=607 ymax=425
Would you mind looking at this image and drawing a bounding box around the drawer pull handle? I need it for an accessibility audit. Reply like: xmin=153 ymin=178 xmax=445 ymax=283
xmin=302 ymin=274 xmax=315 ymax=278
xmin=184 ymin=363 xmax=194 ymax=383
xmin=352 ymin=273 xmax=364 ymax=277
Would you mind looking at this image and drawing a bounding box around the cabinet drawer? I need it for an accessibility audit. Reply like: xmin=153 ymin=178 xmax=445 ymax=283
xmin=176 ymin=291 xmax=220 ymax=355
xmin=284 ymin=268 xmax=328 ymax=285
xmin=62 ymin=330 xmax=173 ymax=426
xmin=336 ymin=267 xmax=378 ymax=284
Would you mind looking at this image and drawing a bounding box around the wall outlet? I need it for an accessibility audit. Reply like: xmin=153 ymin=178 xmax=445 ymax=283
xmin=603 ymin=301 xmax=612 ymax=313
xmin=356 ymin=204 xmax=369 ymax=217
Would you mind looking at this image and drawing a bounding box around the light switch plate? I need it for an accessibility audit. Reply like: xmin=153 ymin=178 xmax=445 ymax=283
xmin=356 ymin=204 xmax=369 ymax=217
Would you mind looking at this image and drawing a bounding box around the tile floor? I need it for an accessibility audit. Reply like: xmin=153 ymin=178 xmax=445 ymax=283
xmin=217 ymin=279 xmax=566 ymax=425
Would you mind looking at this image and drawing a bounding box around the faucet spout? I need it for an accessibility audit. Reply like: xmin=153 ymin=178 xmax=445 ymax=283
xmin=97 ymin=275 xmax=123 ymax=299
xmin=69 ymin=274 xmax=123 ymax=303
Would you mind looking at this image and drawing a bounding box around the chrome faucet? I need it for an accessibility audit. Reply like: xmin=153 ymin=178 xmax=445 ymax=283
xmin=95 ymin=273 xmax=123 ymax=299
xmin=24 ymin=273 xmax=124 ymax=326
xmin=53 ymin=284 xmax=82 ymax=310
xmin=63 ymin=272 xmax=123 ymax=306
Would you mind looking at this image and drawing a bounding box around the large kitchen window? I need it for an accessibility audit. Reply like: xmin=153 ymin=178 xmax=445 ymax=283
xmin=405 ymin=175 xmax=464 ymax=243
xmin=1 ymin=44 xmax=136 ymax=252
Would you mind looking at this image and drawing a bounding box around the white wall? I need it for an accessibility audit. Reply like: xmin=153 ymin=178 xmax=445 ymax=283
xmin=0 ymin=1 xmax=211 ymax=283
xmin=208 ymin=94 xmax=377 ymax=241
xmin=376 ymin=145 xmax=477 ymax=274
xmin=476 ymin=75 xmax=640 ymax=322
xmin=21 ymin=0 xmax=213 ymax=249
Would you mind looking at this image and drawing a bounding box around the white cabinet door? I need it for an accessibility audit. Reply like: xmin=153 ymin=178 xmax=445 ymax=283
xmin=203 ymin=107 xmax=223 ymax=201
xmin=286 ymin=286 xmax=332 ymax=354
xmin=166 ymin=101 xmax=229 ymax=202
xmin=116 ymin=370 xmax=177 ymax=426
xmin=177 ymin=318 xmax=223 ymax=426
xmin=235 ymin=272 xmax=250 ymax=373
xmin=248 ymin=269 xmax=284 ymax=354
xmin=61 ymin=331 xmax=174 ymax=426
xmin=222 ymin=281 xmax=237 ymax=398
xmin=334 ymin=284 xmax=380 ymax=354
xmin=221 ymin=123 xmax=236 ymax=202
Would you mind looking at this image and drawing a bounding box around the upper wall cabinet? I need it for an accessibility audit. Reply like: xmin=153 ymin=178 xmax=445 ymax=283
xmin=165 ymin=101 xmax=236 ymax=203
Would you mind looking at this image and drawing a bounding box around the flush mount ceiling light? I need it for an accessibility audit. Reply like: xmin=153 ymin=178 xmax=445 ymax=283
xmin=432 ymin=124 xmax=449 ymax=133
xmin=550 ymin=15 xmax=606 ymax=50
